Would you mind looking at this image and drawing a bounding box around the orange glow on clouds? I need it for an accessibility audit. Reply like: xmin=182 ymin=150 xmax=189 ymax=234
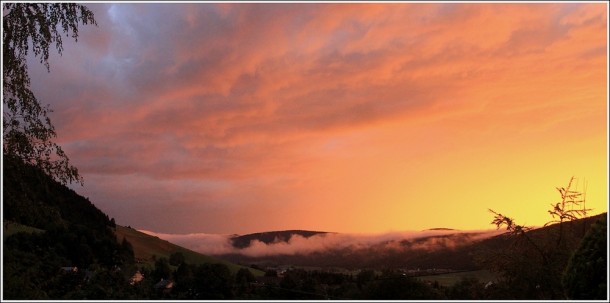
xmin=26 ymin=3 xmax=607 ymax=234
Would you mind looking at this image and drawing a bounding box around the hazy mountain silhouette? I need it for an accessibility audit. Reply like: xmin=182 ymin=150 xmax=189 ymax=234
xmin=424 ymin=228 xmax=457 ymax=231
xmin=230 ymin=230 xmax=330 ymax=248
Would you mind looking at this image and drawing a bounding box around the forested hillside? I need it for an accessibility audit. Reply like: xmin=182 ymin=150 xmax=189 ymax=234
xmin=3 ymin=156 xmax=264 ymax=300
xmin=3 ymin=155 xmax=135 ymax=299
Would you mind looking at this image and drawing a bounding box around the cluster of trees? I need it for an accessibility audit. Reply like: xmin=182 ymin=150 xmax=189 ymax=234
xmin=247 ymin=265 xmax=604 ymax=300
xmin=3 ymin=228 xmax=135 ymax=299
xmin=139 ymin=257 xmax=595 ymax=300
xmin=112 ymin=260 xmax=487 ymax=300
xmin=562 ymin=215 xmax=607 ymax=299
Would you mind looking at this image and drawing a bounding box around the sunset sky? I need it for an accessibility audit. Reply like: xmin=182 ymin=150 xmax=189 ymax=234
xmin=24 ymin=2 xmax=607 ymax=235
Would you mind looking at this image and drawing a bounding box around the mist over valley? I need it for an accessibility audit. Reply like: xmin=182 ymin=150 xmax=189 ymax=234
xmin=140 ymin=228 xmax=506 ymax=271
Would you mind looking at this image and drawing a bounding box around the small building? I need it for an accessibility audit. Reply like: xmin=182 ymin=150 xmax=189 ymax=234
xmin=154 ymin=278 xmax=174 ymax=291
xmin=130 ymin=270 xmax=144 ymax=285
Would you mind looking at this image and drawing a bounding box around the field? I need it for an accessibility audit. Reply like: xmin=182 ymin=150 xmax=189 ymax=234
xmin=417 ymin=269 xmax=500 ymax=287
xmin=115 ymin=225 xmax=264 ymax=276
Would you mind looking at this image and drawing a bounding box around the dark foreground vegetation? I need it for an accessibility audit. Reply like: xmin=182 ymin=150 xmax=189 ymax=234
xmin=4 ymin=156 xmax=607 ymax=300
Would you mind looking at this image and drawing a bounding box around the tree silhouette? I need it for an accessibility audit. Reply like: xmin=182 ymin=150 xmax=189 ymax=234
xmin=485 ymin=177 xmax=595 ymax=299
xmin=545 ymin=177 xmax=592 ymax=246
xmin=3 ymin=3 xmax=96 ymax=185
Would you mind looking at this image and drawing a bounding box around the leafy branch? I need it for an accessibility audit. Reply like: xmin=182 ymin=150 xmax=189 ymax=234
xmin=3 ymin=3 xmax=96 ymax=185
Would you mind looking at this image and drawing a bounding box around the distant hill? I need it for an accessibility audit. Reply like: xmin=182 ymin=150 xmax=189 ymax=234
xmin=219 ymin=230 xmax=488 ymax=270
xmin=216 ymin=213 xmax=606 ymax=271
xmin=116 ymin=225 xmax=264 ymax=276
xmin=230 ymin=230 xmax=330 ymax=249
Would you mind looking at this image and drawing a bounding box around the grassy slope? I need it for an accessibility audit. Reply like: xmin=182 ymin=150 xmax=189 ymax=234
xmin=3 ymin=220 xmax=45 ymax=241
xmin=417 ymin=269 xmax=500 ymax=287
xmin=115 ymin=225 xmax=264 ymax=276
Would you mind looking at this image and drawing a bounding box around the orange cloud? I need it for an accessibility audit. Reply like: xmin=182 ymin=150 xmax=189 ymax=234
xmin=26 ymin=3 xmax=606 ymax=234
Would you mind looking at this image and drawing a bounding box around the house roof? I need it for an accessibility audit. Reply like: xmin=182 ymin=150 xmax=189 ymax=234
xmin=154 ymin=279 xmax=174 ymax=289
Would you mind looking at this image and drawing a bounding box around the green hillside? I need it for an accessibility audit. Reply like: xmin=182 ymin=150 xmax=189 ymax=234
xmin=115 ymin=225 xmax=263 ymax=276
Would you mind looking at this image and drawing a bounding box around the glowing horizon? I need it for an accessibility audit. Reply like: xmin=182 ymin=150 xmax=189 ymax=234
xmin=24 ymin=2 xmax=607 ymax=234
